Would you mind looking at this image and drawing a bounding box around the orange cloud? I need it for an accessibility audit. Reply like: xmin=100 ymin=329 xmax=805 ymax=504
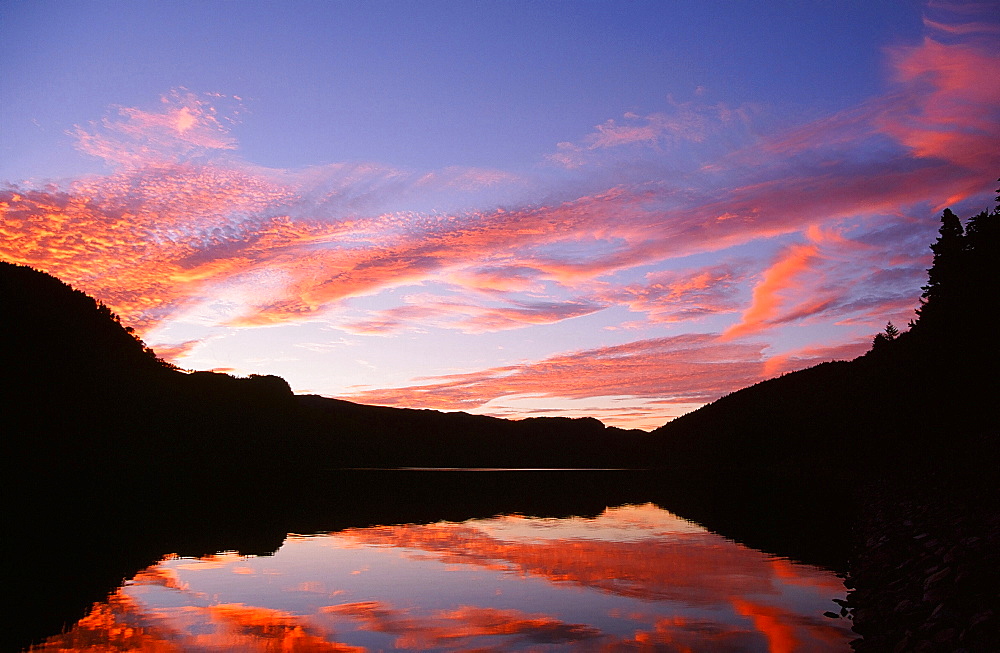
xmin=343 ymin=333 xmax=769 ymax=411
xmin=149 ymin=339 xmax=202 ymax=364
xmin=5 ymin=54 xmax=992 ymax=342
xmin=338 ymin=522 xmax=776 ymax=603
xmin=322 ymin=601 xmax=601 ymax=649
xmin=732 ymin=599 xmax=801 ymax=653
xmin=724 ymin=244 xmax=820 ymax=339
xmin=326 ymin=514 xmax=851 ymax=649
xmin=34 ymin=506 xmax=853 ymax=651
xmin=4 ymin=9 xmax=996 ymax=424
xmin=30 ymin=590 xmax=363 ymax=652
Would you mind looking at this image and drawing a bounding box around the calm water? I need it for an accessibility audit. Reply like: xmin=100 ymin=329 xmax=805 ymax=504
xmin=31 ymin=502 xmax=853 ymax=651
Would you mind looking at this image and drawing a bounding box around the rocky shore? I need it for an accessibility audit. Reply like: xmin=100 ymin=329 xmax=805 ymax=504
xmin=845 ymin=475 xmax=999 ymax=652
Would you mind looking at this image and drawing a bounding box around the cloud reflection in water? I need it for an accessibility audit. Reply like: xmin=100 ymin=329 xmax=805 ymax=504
xmin=33 ymin=504 xmax=852 ymax=651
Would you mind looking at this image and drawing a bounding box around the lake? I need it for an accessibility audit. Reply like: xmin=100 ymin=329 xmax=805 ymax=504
xmin=22 ymin=471 xmax=854 ymax=652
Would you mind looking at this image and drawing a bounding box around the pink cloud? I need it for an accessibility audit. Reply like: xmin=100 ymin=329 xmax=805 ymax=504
xmin=455 ymin=299 xmax=606 ymax=333
xmin=762 ymin=340 xmax=872 ymax=378
xmin=879 ymin=36 xmax=1000 ymax=174
xmin=73 ymin=89 xmax=240 ymax=169
xmin=3 ymin=10 xmax=997 ymax=427
xmin=606 ymin=263 xmax=748 ymax=323
xmin=724 ymin=244 xmax=821 ymax=339
xmin=923 ymin=17 xmax=1000 ymax=36
xmin=7 ymin=30 xmax=994 ymax=338
xmin=344 ymin=333 xmax=770 ymax=411
xmin=338 ymin=292 xmax=605 ymax=335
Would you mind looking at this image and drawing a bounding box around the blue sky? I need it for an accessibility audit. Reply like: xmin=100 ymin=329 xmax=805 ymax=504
xmin=2 ymin=0 xmax=997 ymax=428
xmin=3 ymin=1 xmax=925 ymax=176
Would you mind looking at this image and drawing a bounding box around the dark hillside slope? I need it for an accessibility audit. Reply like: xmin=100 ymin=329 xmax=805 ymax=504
xmin=645 ymin=201 xmax=999 ymax=652
xmin=0 ymin=261 xmax=647 ymax=651
xmin=1 ymin=261 xmax=168 ymax=379
xmin=294 ymin=395 xmax=647 ymax=468
xmin=647 ymin=203 xmax=998 ymax=482
xmin=0 ymin=260 xmax=647 ymax=486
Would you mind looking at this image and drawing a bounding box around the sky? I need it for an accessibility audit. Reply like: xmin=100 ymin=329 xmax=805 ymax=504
xmin=2 ymin=1 xmax=998 ymax=430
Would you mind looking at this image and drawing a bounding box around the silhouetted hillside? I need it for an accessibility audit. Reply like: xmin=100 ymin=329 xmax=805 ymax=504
xmin=642 ymin=197 xmax=999 ymax=653
xmin=647 ymin=200 xmax=998 ymax=482
xmin=5 ymin=195 xmax=997 ymax=652
xmin=1 ymin=259 xmax=650 ymax=650
xmin=4 ymin=196 xmax=996 ymax=486
xmin=0 ymin=260 xmax=648 ymax=495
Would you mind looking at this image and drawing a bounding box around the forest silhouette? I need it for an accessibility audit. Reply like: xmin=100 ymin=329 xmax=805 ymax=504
xmin=2 ymin=186 xmax=997 ymax=651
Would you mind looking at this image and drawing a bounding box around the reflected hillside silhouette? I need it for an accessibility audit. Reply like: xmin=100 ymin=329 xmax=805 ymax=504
xmin=6 ymin=468 xmax=854 ymax=653
xmin=28 ymin=504 xmax=854 ymax=652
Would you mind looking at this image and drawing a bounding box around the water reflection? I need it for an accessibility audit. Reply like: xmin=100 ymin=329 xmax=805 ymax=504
xmin=32 ymin=504 xmax=851 ymax=651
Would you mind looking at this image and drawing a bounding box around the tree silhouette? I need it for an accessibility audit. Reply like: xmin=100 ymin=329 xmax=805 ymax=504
xmin=915 ymin=209 xmax=964 ymax=331
xmin=909 ymin=197 xmax=998 ymax=352
xmin=871 ymin=321 xmax=899 ymax=352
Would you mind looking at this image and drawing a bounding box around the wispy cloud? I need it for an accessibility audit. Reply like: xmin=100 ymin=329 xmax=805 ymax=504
xmin=73 ymin=89 xmax=241 ymax=169
xmin=724 ymin=244 xmax=822 ymax=339
xmin=547 ymin=103 xmax=752 ymax=169
xmin=344 ymin=333 xmax=769 ymax=411
xmin=340 ymin=295 xmax=607 ymax=335
xmin=605 ymin=262 xmax=749 ymax=324
xmin=2 ymin=7 xmax=997 ymax=427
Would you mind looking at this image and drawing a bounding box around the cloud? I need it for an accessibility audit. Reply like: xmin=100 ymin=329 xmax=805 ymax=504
xmin=37 ymin=505 xmax=853 ymax=651
xmin=879 ymin=37 xmax=1000 ymax=174
xmin=761 ymin=339 xmax=872 ymax=378
xmin=73 ymin=89 xmax=240 ymax=169
xmin=323 ymin=601 xmax=600 ymax=649
xmin=340 ymin=295 xmax=606 ymax=335
xmin=2 ymin=9 xmax=997 ymax=425
xmin=329 ymin=511 xmax=852 ymax=649
xmin=344 ymin=333 xmax=770 ymax=411
xmin=33 ymin=588 xmax=362 ymax=652
xmin=149 ymin=339 xmax=201 ymax=363
xmin=547 ymin=103 xmax=751 ymax=169
xmin=724 ymin=244 xmax=822 ymax=339
xmin=7 ymin=20 xmax=996 ymax=336
xmin=605 ymin=262 xmax=749 ymax=324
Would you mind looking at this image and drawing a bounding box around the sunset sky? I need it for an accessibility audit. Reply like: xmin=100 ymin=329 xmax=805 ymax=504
xmin=2 ymin=1 xmax=998 ymax=429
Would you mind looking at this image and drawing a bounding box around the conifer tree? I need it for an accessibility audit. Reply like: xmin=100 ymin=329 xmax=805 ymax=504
xmin=914 ymin=208 xmax=965 ymax=333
